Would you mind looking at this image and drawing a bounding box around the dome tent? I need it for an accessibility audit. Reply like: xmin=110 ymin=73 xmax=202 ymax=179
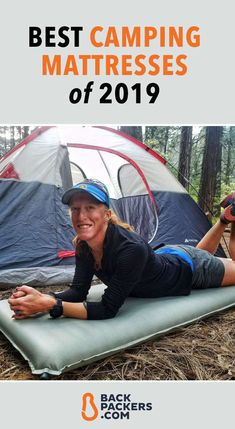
xmin=0 ymin=126 xmax=224 ymax=287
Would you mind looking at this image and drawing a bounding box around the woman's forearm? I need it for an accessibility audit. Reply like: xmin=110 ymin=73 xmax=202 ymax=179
xmin=55 ymin=286 xmax=89 ymax=302
xmin=62 ymin=301 xmax=87 ymax=319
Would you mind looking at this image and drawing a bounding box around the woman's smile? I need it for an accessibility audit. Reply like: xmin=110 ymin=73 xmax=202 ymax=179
xmin=77 ymin=223 xmax=93 ymax=229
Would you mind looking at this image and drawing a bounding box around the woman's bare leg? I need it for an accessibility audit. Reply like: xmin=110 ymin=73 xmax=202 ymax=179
xmin=229 ymin=223 xmax=235 ymax=260
xmin=220 ymin=258 xmax=235 ymax=286
xmin=196 ymin=220 xmax=226 ymax=254
xmin=197 ymin=193 xmax=235 ymax=287
xmin=196 ymin=219 xmax=235 ymax=286
xmin=196 ymin=219 xmax=235 ymax=260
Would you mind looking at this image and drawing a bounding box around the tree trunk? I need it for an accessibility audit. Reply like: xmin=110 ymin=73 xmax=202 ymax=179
xmin=177 ymin=126 xmax=192 ymax=190
xmin=225 ymin=127 xmax=233 ymax=186
xmin=119 ymin=126 xmax=143 ymax=142
xmin=9 ymin=126 xmax=16 ymax=149
xmin=21 ymin=126 xmax=30 ymax=139
xmin=163 ymin=128 xmax=169 ymax=154
xmin=198 ymin=127 xmax=223 ymax=218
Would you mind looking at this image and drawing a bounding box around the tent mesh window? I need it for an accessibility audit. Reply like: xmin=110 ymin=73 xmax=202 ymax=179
xmin=117 ymin=163 xmax=158 ymax=243
xmin=70 ymin=162 xmax=86 ymax=184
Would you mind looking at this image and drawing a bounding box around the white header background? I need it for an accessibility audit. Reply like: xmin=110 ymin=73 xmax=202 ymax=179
xmin=0 ymin=0 xmax=234 ymax=123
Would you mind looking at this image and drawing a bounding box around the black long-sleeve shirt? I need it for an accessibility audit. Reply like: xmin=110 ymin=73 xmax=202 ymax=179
xmin=55 ymin=223 xmax=193 ymax=320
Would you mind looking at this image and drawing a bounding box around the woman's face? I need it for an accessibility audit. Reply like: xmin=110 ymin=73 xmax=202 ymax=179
xmin=70 ymin=193 xmax=110 ymax=245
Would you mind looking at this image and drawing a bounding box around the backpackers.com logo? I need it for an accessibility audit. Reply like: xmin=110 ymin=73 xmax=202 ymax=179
xmin=81 ymin=392 xmax=153 ymax=421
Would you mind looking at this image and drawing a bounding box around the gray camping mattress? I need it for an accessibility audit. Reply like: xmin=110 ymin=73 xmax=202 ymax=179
xmin=0 ymin=284 xmax=235 ymax=376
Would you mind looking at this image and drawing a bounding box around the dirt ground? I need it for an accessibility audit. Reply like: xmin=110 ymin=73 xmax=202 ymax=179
xmin=0 ymin=232 xmax=234 ymax=381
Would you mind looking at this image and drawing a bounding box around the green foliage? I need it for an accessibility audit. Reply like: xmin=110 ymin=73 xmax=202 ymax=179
xmin=145 ymin=126 xmax=235 ymax=217
xmin=145 ymin=126 xmax=181 ymax=166
xmin=0 ymin=126 xmax=36 ymax=157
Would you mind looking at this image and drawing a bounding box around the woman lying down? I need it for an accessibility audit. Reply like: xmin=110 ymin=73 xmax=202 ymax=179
xmin=8 ymin=180 xmax=235 ymax=320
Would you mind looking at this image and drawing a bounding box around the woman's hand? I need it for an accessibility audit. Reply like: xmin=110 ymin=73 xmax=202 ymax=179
xmin=9 ymin=287 xmax=27 ymax=299
xmin=8 ymin=285 xmax=56 ymax=319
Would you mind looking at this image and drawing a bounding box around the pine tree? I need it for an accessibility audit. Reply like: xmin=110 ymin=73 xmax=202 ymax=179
xmin=198 ymin=127 xmax=223 ymax=217
xmin=178 ymin=126 xmax=192 ymax=190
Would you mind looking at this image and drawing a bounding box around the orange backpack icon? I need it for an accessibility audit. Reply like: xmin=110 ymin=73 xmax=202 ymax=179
xmin=81 ymin=392 xmax=99 ymax=421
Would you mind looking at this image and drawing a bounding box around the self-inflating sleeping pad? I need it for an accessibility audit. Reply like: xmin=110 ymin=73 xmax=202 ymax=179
xmin=0 ymin=284 xmax=235 ymax=376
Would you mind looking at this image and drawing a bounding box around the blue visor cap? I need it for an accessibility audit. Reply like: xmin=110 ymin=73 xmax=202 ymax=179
xmin=62 ymin=180 xmax=110 ymax=207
